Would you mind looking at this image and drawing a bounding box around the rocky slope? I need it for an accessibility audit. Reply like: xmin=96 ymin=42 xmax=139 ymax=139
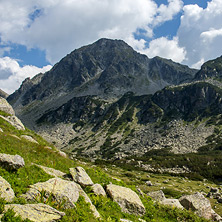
xmin=8 ymin=38 xmax=196 ymax=127
xmin=2 ymin=97 xmax=221 ymax=221
xmin=7 ymin=39 xmax=222 ymax=161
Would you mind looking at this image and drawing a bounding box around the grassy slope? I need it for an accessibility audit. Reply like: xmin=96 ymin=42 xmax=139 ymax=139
xmin=0 ymin=112 xmax=212 ymax=221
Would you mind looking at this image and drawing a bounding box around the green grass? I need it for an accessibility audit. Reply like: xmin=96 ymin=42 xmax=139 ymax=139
xmin=0 ymin=111 xmax=218 ymax=221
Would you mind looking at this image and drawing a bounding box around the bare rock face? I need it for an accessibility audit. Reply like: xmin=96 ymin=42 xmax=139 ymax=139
xmin=20 ymin=135 xmax=39 ymax=144
xmin=4 ymin=203 xmax=65 ymax=222
xmin=179 ymin=192 xmax=212 ymax=220
xmin=0 ymin=176 xmax=15 ymax=202
xmin=69 ymin=167 xmax=94 ymax=187
xmin=0 ymin=153 xmax=25 ymax=171
xmin=0 ymin=115 xmax=25 ymax=130
xmin=92 ymin=184 xmax=106 ymax=197
xmin=0 ymin=97 xmax=14 ymax=115
xmin=106 ymin=184 xmax=145 ymax=216
xmin=23 ymin=178 xmax=79 ymax=208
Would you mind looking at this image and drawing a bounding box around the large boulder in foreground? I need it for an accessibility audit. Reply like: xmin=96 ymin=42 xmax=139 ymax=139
xmin=179 ymin=192 xmax=212 ymax=220
xmin=4 ymin=203 xmax=65 ymax=222
xmin=106 ymin=184 xmax=145 ymax=216
xmin=0 ymin=153 xmax=25 ymax=171
xmin=0 ymin=176 xmax=15 ymax=202
xmin=23 ymin=178 xmax=79 ymax=208
xmin=69 ymin=166 xmax=93 ymax=187
xmin=0 ymin=97 xmax=14 ymax=115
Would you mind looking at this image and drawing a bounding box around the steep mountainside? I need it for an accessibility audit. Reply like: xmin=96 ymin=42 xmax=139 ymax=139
xmin=8 ymin=38 xmax=196 ymax=128
xmin=7 ymin=39 xmax=222 ymax=162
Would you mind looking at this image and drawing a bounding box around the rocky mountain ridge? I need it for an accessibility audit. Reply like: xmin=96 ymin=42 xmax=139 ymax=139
xmin=7 ymin=38 xmax=222 ymax=161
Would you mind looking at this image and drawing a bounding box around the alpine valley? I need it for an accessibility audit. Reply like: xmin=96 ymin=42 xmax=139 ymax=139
xmin=7 ymin=39 xmax=222 ymax=181
xmin=1 ymin=38 xmax=222 ymax=221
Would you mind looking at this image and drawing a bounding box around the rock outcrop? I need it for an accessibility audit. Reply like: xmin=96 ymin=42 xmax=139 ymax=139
xmin=69 ymin=166 xmax=94 ymax=187
xmin=4 ymin=203 xmax=65 ymax=222
xmin=34 ymin=164 xmax=66 ymax=178
xmin=147 ymin=190 xmax=166 ymax=202
xmin=23 ymin=178 xmax=79 ymax=208
xmin=106 ymin=184 xmax=145 ymax=216
xmin=161 ymin=199 xmax=184 ymax=209
xmin=0 ymin=97 xmax=14 ymax=115
xmin=92 ymin=184 xmax=106 ymax=197
xmin=179 ymin=192 xmax=212 ymax=219
xmin=0 ymin=153 xmax=25 ymax=171
xmin=0 ymin=176 xmax=15 ymax=202
xmin=0 ymin=115 xmax=25 ymax=130
xmin=21 ymin=135 xmax=39 ymax=144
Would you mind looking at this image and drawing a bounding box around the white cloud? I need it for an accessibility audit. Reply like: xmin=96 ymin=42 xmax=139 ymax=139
xmin=142 ymin=37 xmax=186 ymax=63
xmin=154 ymin=0 xmax=183 ymax=26
xmin=200 ymin=28 xmax=222 ymax=43
xmin=0 ymin=0 xmax=184 ymax=64
xmin=0 ymin=57 xmax=52 ymax=94
xmin=177 ymin=0 xmax=222 ymax=68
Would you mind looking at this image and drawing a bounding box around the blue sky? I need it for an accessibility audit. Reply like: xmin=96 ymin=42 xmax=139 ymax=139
xmin=0 ymin=0 xmax=221 ymax=94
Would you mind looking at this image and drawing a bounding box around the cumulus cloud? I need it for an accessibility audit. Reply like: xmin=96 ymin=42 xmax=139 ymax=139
xmin=0 ymin=57 xmax=52 ymax=94
xmin=177 ymin=0 xmax=222 ymax=68
xmin=0 ymin=0 xmax=183 ymax=64
xmin=142 ymin=37 xmax=186 ymax=63
xmin=154 ymin=0 xmax=183 ymax=26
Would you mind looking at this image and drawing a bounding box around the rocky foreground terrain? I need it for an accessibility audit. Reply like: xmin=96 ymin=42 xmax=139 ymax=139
xmin=0 ymin=96 xmax=222 ymax=221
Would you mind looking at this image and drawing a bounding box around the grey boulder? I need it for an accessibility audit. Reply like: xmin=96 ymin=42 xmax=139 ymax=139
xmin=0 ymin=176 xmax=15 ymax=202
xmin=0 ymin=153 xmax=25 ymax=171
xmin=106 ymin=184 xmax=145 ymax=216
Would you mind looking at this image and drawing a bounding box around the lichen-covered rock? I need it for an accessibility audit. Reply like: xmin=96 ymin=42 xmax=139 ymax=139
xmin=92 ymin=184 xmax=106 ymax=197
xmin=58 ymin=151 xmax=67 ymax=158
xmin=0 ymin=153 xmax=25 ymax=171
xmin=34 ymin=164 xmax=66 ymax=178
xmin=179 ymin=192 xmax=212 ymax=219
xmin=211 ymin=209 xmax=222 ymax=222
xmin=0 ymin=176 xmax=15 ymax=202
xmin=106 ymin=184 xmax=145 ymax=216
xmin=77 ymin=184 xmax=100 ymax=218
xmin=23 ymin=178 xmax=79 ymax=208
xmin=160 ymin=199 xmax=184 ymax=209
xmin=147 ymin=190 xmax=166 ymax=202
xmin=21 ymin=135 xmax=39 ymax=144
xmin=4 ymin=203 xmax=65 ymax=222
xmin=145 ymin=181 xmax=152 ymax=186
xmin=0 ymin=115 xmax=25 ymax=130
xmin=69 ymin=166 xmax=93 ymax=187
xmin=0 ymin=97 xmax=15 ymax=115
